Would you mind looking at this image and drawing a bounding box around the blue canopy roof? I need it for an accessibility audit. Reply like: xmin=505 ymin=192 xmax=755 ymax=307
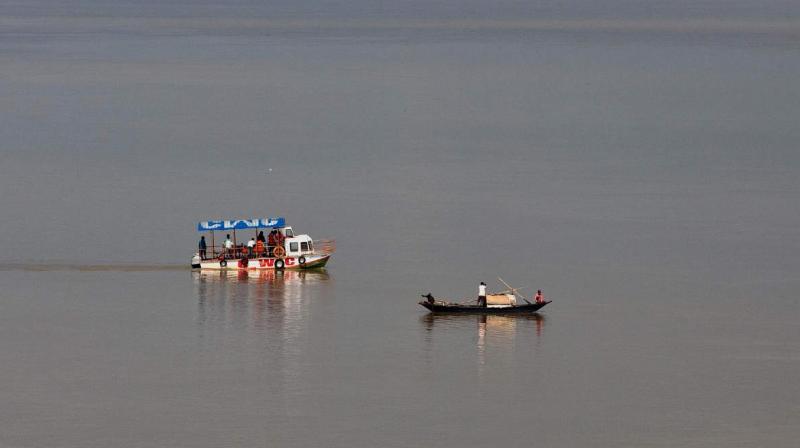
xmin=197 ymin=217 xmax=285 ymax=232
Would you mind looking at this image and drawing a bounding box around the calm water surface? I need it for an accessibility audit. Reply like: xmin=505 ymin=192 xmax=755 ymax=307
xmin=1 ymin=2 xmax=799 ymax=447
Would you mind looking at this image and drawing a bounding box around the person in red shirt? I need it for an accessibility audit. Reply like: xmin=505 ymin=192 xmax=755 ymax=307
xmin=255 ymin=239 xmax=265 ymax=257
xmin=267 ymin=230 xmax=277 ymax=256
xmin=276 ymin=229 xmax=285 ymax=248
xmin=534 ymin=290 xmax=545 ymax=304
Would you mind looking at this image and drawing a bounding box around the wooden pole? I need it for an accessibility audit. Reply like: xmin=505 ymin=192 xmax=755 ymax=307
xmin=498 ymin=277 xmax=533 ymax=304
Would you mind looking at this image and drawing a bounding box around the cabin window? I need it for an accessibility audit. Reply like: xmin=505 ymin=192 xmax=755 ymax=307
xmin=301 ymin=242 xmax=309 ymax=252
xmin=289 ymin=242 xmax=299 ymax=253
xmin=308 ymin=241 xmax=314 ymax=251
xmin=285 ymin=228 xmax=294 ymax=237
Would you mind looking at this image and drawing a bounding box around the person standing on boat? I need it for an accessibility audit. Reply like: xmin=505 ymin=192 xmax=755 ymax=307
xmin=198 ymin=236 xmax=207 ymax=260
xmin=267 ymin=230 xmax=277 ymax=257
xmin=224 ymin=234 xmax=233 ymax=258
xmin=478 ymin=282 xmax=487 ymax=308
xmin=274 ymin=229 xmax=286 ymax=257
xmin=534 ymin=290 xmax=545 ymax=304
xmin=276 ymin=229 xmax=285 ymax=248
xmin=257 ymin=231 xmax=267 ymax=256
xmin=246 ymin=238 xmax=256 ymax=258
xmin=255 ymin=238 xmax=265 ymax=257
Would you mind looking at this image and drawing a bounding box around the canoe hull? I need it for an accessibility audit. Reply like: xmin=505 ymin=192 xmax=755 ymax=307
xmin=419 ymin=300 xmax=551 ymax=314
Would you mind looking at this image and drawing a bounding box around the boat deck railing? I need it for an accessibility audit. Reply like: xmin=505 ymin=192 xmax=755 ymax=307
xmin=315 ymin=239 xmax=336 ymax=255
xmin=199 ymin=239 xmax=336 ymax=260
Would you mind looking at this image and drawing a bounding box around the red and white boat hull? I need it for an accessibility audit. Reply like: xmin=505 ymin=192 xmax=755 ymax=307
xmin=194 ymin=254 xmax=331 ymax=270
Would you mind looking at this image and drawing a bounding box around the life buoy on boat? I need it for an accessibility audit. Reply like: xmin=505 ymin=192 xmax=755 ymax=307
xmin=274 ymin=259 xmax=285 ymax=269
xmin=298 ymin=256 xmax=306 ymax=266
xmin=219 ymin=259 xmax=227 ymax=268
xmin=273 ymin=246 xmax=285 ymax=258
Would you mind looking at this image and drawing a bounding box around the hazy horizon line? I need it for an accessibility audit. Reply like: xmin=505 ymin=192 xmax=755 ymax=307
xmin=3 ymin=16 xmax=799 ymax=37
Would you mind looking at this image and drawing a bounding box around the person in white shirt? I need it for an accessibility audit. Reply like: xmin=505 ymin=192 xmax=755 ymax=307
xmin=224 ymin=234 xmax=233 ymax=258
xmin=246 ymin=238 xmax=256 ymax=258
xmin=478 ymin=282 xmax=487 ymax=308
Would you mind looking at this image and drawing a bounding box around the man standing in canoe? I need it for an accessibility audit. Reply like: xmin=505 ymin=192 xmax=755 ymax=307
xmin=478 ymin=282 xmax=487 ymax=308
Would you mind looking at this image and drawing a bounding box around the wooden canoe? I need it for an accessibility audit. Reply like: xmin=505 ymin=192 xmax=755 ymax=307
xmin=419 ymin=295 xmax=551 ymax=314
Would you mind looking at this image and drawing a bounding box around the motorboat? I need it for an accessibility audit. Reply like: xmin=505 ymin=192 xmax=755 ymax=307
xmin=191 ymin=217 xmax=334 ymax=270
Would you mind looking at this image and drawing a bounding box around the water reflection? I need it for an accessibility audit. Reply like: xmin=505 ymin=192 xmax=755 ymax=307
xmin=421 ymin=313 xmax=547 ymax=370
xmin=421 ymin=313 xmax=546 ymax=340
xmin=194 ymin=269 xmax=332 ymax=334
xmin=193 ymin=269 xmax=333 ymax=419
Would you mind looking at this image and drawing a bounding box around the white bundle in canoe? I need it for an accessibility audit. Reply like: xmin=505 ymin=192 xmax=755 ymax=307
xmin=486 ymin=293 xmax=517 ymax=306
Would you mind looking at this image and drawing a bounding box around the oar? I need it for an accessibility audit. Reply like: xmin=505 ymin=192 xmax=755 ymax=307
xmin=498 ymin=277 xmax=533 ymax=305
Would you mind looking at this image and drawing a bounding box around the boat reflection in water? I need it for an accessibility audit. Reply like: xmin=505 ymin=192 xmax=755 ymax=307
xmin=421 ymin=313 xmax=546 ymax=340
xmin=193 ymin=269 xmax=333 ymax=418
xmin=421 ymin=313 xmax=546 ymax=370
xmin=194 ymin=268 xmax=332 ymax=336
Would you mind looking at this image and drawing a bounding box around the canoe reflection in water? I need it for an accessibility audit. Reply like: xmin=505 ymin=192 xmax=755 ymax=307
xmin=194 ymin=269 xmax=332 ymax=335
xmin=422 ymin=313 xmax=546 ymax=342
xmin=421 ymin=313 xmax=547 ymax=368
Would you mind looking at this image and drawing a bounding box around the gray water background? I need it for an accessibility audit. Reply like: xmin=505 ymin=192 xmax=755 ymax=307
xmin=1 ymin=1 xmax=799 ymax=447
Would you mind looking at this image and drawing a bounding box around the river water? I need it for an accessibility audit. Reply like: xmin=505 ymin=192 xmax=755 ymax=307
xmin=1 ymin=2 xmax=799 ymax=447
